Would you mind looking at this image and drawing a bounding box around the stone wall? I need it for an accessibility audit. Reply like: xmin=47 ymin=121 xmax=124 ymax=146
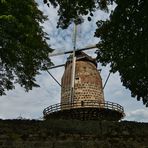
xmin=0 ymin=119 xmax=148 ymax=148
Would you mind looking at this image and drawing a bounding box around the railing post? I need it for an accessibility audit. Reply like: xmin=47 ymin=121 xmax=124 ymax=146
xmin=81 ymin=101 xmax=84 ymax=107
xmin=112 ymin=102 xmax=113 ymax=109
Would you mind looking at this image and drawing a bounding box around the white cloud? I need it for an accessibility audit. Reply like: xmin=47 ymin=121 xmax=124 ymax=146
xmin=125 ymin=109 xmax=148 ymax=122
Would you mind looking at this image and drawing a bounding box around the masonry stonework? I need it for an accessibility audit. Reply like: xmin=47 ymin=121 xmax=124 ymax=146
xmin=61 ymin=52 xmax=104 ymax=108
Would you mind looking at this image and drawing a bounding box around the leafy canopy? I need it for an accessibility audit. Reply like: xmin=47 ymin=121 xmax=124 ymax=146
xmin=95 ymin=0 xmax=148 ymax=106
xmin=0 ymin=0 xmax=53 ymax=95
xmin=44 ymin=0 xmax=113 ymax=29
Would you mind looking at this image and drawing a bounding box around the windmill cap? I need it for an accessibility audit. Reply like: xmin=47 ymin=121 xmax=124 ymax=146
xmin=66 ymin=51 xmax=97 ymax=67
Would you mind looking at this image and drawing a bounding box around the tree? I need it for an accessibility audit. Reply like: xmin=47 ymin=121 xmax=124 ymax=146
xmin=95 ymin=0 xmax=148 ymax=106
xmin=43 ymin=0 xmax=113 ymax=29
xmin=0 ymin=0 xmax=53 ymax=95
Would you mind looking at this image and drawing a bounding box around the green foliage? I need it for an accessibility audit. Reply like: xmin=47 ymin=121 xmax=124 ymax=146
xmin=0 ymin=0 xmax=53 ymax=95
xmin=43 ymin=0 xmax=113 ymax=29
xmin=95 ymin=0 xmax=148 ymax=106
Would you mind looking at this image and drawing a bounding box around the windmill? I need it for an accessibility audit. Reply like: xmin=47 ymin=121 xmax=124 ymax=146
xmin=43 ymin=24 xmax=125 ymax=121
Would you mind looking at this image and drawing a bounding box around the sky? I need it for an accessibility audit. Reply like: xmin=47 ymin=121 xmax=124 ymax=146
xmin=0 ymin=0 xmax=148 ymax=122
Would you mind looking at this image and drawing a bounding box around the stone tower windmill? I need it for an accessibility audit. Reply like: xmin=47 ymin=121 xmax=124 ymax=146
xmin=43 ymin=50 xmax=125 ymax=121
xmin=61 ymin=51 xmax=104 ymax=107
xmin=43 ymin=25 xmax=125 ymax=121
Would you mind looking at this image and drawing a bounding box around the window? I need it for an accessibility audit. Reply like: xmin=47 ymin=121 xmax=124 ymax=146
xmin=75 ymin=77 xmax=79 ymax=80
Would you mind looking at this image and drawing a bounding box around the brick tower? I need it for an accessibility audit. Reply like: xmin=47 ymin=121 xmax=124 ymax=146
xmin=61 ymin=51 xmax=104 ymax=107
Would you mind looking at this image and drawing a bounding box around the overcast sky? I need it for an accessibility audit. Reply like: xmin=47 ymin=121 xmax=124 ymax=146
xmin=0 ymin=0 xmax=147 ymax=122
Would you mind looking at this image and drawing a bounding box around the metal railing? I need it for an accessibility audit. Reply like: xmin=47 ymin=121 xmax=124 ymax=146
xmin=43 ymin=100 xmax=124 ymax=116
